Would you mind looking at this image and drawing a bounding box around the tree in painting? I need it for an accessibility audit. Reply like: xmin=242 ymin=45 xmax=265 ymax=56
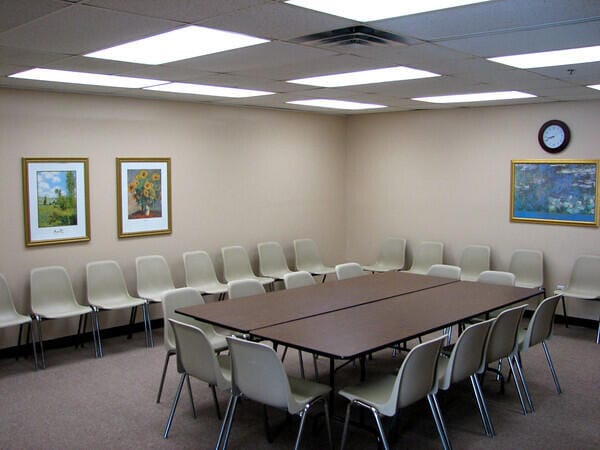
xmin=36 ymin=170 xmax=77 ymax=227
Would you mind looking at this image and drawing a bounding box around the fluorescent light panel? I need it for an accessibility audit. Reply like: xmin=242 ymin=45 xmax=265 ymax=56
xmin=85 ymin=26 xmax=269 ymax=65
xmin=588 ymin=84 xmax=600 ymax=91
xmin=144 ymin=82 xmax=274 ymax=98
xmin=413 ymin=91 xmax=536 ymax=103
xmin=287 ymin=99 xmax=386 ymax=110
xmin=9 ymin=68 xmax=164 ymax=88
xmin=286 ymin=0 xmax=491 ymax=22
xmin=489 ymin=45 xmax=600 ymax=69
xmin=288 ymin=66 xmax=439 ymax=87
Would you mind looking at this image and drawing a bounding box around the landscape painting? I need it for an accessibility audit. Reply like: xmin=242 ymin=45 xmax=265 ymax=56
xmin=511 ymin=159 xmax=599 ymax=226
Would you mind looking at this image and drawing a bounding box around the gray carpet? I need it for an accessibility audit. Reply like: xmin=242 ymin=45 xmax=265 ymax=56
xmin=0 ymin=322 xmax=598 ymax=450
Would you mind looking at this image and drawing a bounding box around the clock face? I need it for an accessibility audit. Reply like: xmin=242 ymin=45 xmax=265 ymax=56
xmin=538 ymin=120 xmax=570 ymax=153
xmin=542 ymin=124 xmax=565 ymax=149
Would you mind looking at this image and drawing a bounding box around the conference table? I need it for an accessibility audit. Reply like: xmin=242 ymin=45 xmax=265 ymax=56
xmin=176 ymin=271 xmax=540 ymax=393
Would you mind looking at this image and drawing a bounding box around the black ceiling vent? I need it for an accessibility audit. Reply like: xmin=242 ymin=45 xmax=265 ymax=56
xmin=292 ymin=26 xmax=408 ymax=48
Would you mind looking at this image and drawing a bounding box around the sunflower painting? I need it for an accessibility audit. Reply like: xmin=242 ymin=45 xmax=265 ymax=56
xmin=127 ymin=168 xmax=162 ymax=219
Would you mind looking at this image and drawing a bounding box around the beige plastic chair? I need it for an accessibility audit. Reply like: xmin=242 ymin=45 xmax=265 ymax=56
xmin=163 ymin=319 xmax=231 ymax=439
xmin=459 ymin=245 xmax=491 ymax=281
xmin=30 ymin=265 xmax=100 ymax=369
xmin=0 ymin=273 xmax=37 ymax=369
xmin=217 ymin=336 xmax=333 ymax=450
xmin=509 ymin=249 xmax=544 ymax=290
xmin=257 ymin=241 xmax=294 ymax=281
xmin=335 ymin=262 xmax=364 ymax=280
xmin=339 ymin=335 xmax=450 ymax=450
xmin=136 ymin=255 xmax=175 ymax=304
xmin=515 ymin=295 xmax=562 ymax=412
xmin=555 ymin=254 xmax=600 ymax=340
xmin=293 ymin=238 xmax=335 ymax=282
xmin=477 ymin=270 xmax=516 ymax=286
xmin=157 ymin=288 xmax=227 ymax=404
xmin=183 ymin=250 xmax=228 ymax=300
xmin=86 ymin=260 xmax=153 ymax=355
xmin=405 ymin=241 xmax=444 ymax=275
xmin=221 ymin=246 xmax=274 ymax=289
xmin=427 ymin=264 xmax=461 ymax=280
xmin=227 ymin=279 xmax=265 ymax=299
xmin=477 ymin=304 xmax=529 ymax=416
xmin=437 ymin=319 xmax=495 ymax=437
xmin=362 ymin=237 xmax=406 ymax=273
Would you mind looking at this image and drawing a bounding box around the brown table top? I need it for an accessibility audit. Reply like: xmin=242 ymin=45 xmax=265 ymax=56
xmin=250 ymin=281 xmax=540 ymax=359
xmin=176 ymin=271 xmax=457 ymax=332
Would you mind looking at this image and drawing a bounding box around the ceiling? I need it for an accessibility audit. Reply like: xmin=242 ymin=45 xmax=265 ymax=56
xmin=1 ymin=0 xmax=599 ymax=115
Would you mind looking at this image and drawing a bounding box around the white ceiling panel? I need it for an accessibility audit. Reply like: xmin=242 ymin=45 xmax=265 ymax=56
xmin=0 ymin=0 xmax=71 ymax=33
xmin=530 ymin=61 xmax=600 ymax=84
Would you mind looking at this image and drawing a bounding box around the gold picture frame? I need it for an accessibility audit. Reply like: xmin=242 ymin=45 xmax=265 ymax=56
xmin=22 ymin=157 xmax=90 ymax=246
xmin=117 ymin=157 xmax=172 ymax=238
xmin=511 ymin=159 xmax=599 ymax=227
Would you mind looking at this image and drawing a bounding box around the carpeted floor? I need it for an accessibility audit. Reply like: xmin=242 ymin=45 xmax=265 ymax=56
xmin=0 ymin=321 xmax=598 ymax=449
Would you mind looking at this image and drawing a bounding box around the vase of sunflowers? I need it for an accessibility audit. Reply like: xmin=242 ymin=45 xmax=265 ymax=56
xmin=128 ymin=169 xmax=161 ymax=217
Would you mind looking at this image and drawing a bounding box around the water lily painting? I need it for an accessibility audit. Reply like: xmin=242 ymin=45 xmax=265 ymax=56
xmin=511 ymin=159 xmax=598 ymax=227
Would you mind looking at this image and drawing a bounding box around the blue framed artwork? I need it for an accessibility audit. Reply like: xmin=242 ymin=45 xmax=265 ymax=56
xmin=511 ymin=159 xmax=599 ymax=227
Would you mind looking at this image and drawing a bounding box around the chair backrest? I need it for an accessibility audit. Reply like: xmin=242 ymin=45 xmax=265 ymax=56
xmin=227 ymin=336 xmax=291 ymax=410
xmin=30 ymin=266 xmax=80 ymax=312
xmin=567 ymin=255 xmax=600 ymax=294
xmin=228 ymin=279 xmax=265 ymax=299
xmin=294 ymin=238 xmax=324 ymax=270
xmin=86 ymin=260 xmax=130 ymax=304
xmin=0 ymin=273 xmax=22 ymax=322
xmin=335 ymin=262 xmax=363 ymax=280
xmin=135 ymin=255 xmax=175 ymax=299
xmin=481 ymin=304 xmax=526 ymax=368
xmin=377 ymin=237 xmax=406 ymax=269
xmin=477 ymin=270 xmax=516 ymax=286
xmin=257 ymin=241 xmax=290 ymax=276
xmin=426 ymin=264 xmax=461 ymax=280
xmin=183 ymin=250 xmax=220 ymax=288
xmin=459 ymin=245 xmax=491 ymax=281
xmin=409 ymin=241 xmax=444 ymax=274
xmin=283 ymin=271 xmax=315 ymax=289
xmin=440 ymin=319 xmax=493 ymax=389
xmin=379 ymin=335 xmax=445 ymax=416
xmin=222 ymin=246 xmax=256 ymax=282
xmin=170 ymin=319 xmax=230 ymax=389
xmin=522 ymin=295 xmax=561 ymax=349
xmin=162 ymin=287 xmax=207 ymax=351
xmin=508 ymin=249 xmax=543 ymax=289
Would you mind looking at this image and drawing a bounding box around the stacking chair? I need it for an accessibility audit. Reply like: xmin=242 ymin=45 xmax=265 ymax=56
xmin=427 ymin=264 xmax=461 ymax=280
xmin=362 ymin=237 xmax=406 ymax=272
xmin=459 ymin=245 xmax=491 ymax=281
xmin=157 ymin=288 xmax=227 ymax=404
xmin=515 ymin=295 xmax=562 ymax=413
xmin=335 ymin=262 xmax=364 ymax=280
xmin=221 ymin=246 xmax=274 ymax=290
xmin=217 ymin=336 xmax=333 ymax=450
xmin=0 ymin=273 xmax=37 ymax=369
xmin=183 ymin=250 xmax=228 ymax=300
xmin=136 ymin=255 xmax=175 ymax=304
xmin=293 ymin=238 xmax=335 ymax=282
xmin=554 ymin=254 xmax=600 ymax=339
xmin=86 ymin=260 xmax=153 ymax=355
xmin=509 ymin=249 xmax=544 ymax=290
xmin=257 ymin=241 xmax=294 ymax=282
xmin=227 ymin=279 xmax=265 ymax=300
xmin=405 ymin=241 xmax=444 ymax=275
xmin=477 ymin=270 xmax=516 ymax=286
xmin=477 ymin=304 xmax=529 ymax=416
xmin=437 ymin=319 xmax=495 ymax=437
xmin=339 ymin=335 xmax=449 ymax=450
xmin=30 ymin=265 xmax=100 ymax=369
xmin=163 ymin=319 xmax=231 ymax=438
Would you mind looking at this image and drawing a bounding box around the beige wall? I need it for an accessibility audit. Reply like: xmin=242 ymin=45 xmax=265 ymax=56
xmin=345 ymin=100 xmax=600 ymax=320
xmin=0 ymin=89 xmax=347 ymax=347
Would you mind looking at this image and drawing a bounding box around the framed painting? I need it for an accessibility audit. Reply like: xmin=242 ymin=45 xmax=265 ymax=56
xmin=511 ymin=159 xmax=599 ymax=226
xmin=117 ymin=157 xmax=171 ymax=238
xmin=22 ymin=157 xmax=90 ymax=246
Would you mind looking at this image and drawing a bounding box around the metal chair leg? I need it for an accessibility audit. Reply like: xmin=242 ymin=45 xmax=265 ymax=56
xmin=508 ymin=357 xmax=528 ymax=415
xmin=298 ymin=350 xmax=305 ymax=378
xmin=163 ymin=373 xmax=186 ymax=438
xmin=156 ymin=351 xmax=175 ymax=403
xmin=28 ymin=322 xmax=39 ymax=370
xmin=340 ymin=401 xmax=353 ymax=450
xmin=470 ymin=375 xmax=492 ymax=437
xmin=294 ymin=405 xmax=310 ymax=450
xmin=513 ymin=353 xmax=534 ymax=412
xmin=428 ymin=394 xmax=452 ymax=450
xmin=210 ymin=385 xmax=222 ymax=419
xmin=34 ymin=316 xmax=46 ymax=369
xmin=371 ymin=408 xmax=390 ymax=450
xmin=561 ymin=295 xmax=568 ymax=327
xmin=542 ymin=341 xmax=562 ymax=393
xmin=142 ymin=302 xmax=154 ymax=348
xmin=473 ymin=373 xmax=495 ymax=436
xmin=220 ymin=395 xmax=240 ymax=450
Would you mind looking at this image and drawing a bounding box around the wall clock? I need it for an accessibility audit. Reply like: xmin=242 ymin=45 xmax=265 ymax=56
xmin=538 ymin=119 xmax=570 ymax=153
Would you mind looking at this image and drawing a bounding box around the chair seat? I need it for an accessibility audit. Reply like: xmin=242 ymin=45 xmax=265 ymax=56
xmin=34 ymin=304 xmax=92 ymax=319
xmin=139 ymin=289 xmax=168 ymax=302
xmin=362 ymin=263 xmax=402 ymax=272
xmin=90 ymin=295 xmax=146 ymax=310
xmin=287 ymin=376 xmax=331 ymax=414
xmin=191 ymin=282 xmax=228 ymax=295
xmin=261 ymin=269 xmax=294 ymax=280
xmin=555 ymin=288 xmax=600 ymax=299
xmin=0 ymin=312 xmax=31 ymax=328
xmin=301 ymin=264 xmax=335 ymax=275
xmin=339 ymin=374 xmax=396 ymax=416
xmin=207 ymin=334 xmax=229 ymax=353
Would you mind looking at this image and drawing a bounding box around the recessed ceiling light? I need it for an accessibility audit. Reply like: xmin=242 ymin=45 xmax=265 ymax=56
xmin=413 ymin=91 xmax=536 ymax=103
xmin=588 ymin=84 xmax=600 ymax=91
xmin=286 ymin=0 xmax=491 ymax=22
xmin=488 ymin=45 xmax=600 ymax=69
xmin=286 ymin=99 xmax=386 ymax=110
xmin=85 ymin=25 xmax=269 ymax=65
xmin=287 ymin=66 xmax=439 ymax=87
xmin=144 ymin=82 xmax=274 ymax=98
xmin=9 ymin=68 xmax=165 ymax=88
